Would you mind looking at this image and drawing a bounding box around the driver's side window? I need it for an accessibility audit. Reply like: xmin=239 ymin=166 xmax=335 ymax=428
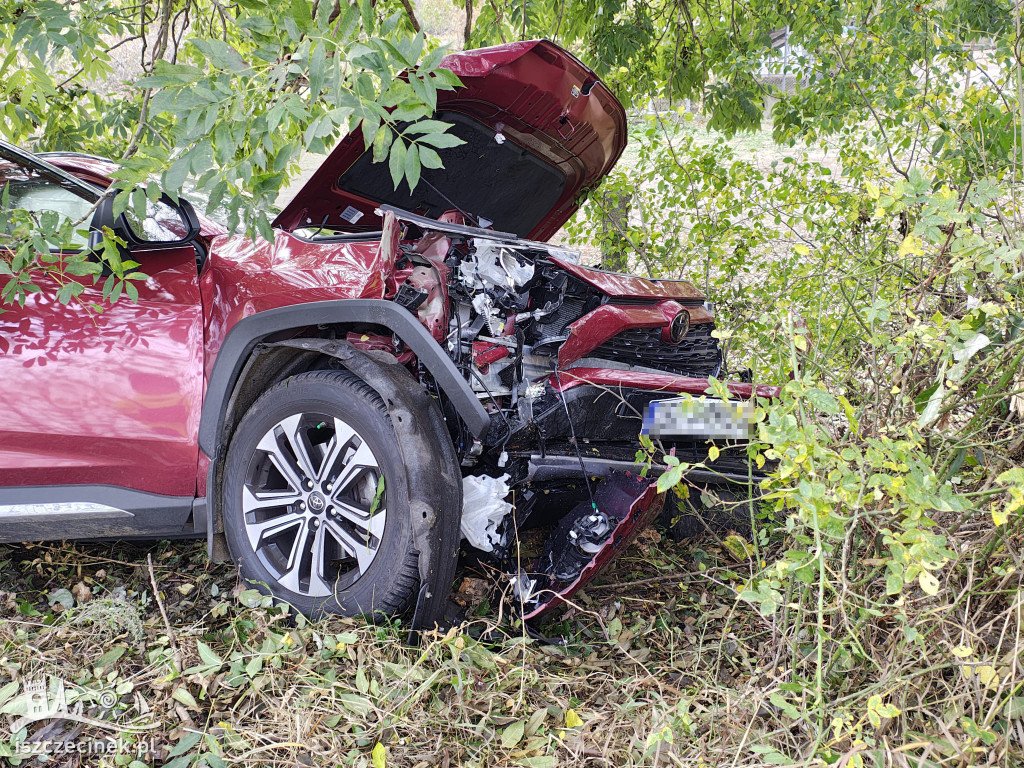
xmin=1 ymin=169 xmax=95 ymax=249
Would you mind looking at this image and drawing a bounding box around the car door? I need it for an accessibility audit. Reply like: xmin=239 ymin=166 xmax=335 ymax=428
xmin=0 ymin=153 xmax=204 ymax=539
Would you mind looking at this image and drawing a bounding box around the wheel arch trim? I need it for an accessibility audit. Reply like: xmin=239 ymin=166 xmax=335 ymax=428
xmin=198 ymin=299 xmax=490 ymax=459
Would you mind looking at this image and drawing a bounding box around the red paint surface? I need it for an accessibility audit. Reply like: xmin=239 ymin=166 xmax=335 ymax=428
xmin=551 ymin=368 xmax=782 ymax=401
xmin=558 ymin=300 xmax=682 ymax=367
xmin=274 ymin=40 xmax=627 ymax=242
xmin=199 ymin=232 xmax=393 ymax=379
xmin=0 ymin=247 xmax=204 ymax=495
xmin=552 ymin=257 xmax=706 ymax=301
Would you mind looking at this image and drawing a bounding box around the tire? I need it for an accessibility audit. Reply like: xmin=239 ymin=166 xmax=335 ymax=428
xmin=222 ymin=369 xmax=419 ymax=618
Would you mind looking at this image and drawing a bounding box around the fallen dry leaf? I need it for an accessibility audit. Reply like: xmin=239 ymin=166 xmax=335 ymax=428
xmin=72 ymin=581 xmax=92 ymax=604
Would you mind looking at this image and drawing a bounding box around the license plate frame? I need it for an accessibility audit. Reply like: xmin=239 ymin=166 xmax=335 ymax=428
xmin=642 ymin=397 xmax=754 ymax=440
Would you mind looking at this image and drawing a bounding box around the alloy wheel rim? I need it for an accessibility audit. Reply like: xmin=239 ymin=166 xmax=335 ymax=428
xmin=242 ymin=412 xmax=386 ymax=598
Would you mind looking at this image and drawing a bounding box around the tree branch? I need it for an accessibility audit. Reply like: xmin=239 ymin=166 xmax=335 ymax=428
xmin=398 ymin=0 xmax=421 ymax=32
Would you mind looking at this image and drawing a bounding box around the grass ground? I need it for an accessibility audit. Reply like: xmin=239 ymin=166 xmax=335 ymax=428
xmin=0 ymin=526 xmax=777 ymax=767
xmin=3 ymin=505 xmax=1019 ymax=767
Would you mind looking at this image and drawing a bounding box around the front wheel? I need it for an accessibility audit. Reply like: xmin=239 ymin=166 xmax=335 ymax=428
xmin=222 ymin=370 xmax=419 ymax=618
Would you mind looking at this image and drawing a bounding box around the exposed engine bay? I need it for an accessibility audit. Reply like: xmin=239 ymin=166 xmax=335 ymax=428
xmin=369 ymin=206 xmax=762 ymax=620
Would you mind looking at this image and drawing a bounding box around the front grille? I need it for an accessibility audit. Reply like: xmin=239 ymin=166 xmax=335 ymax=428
xmin=534 ymin=297 xmax=586 ymax=339
xmin=590 ymin=322 xmax=723 ymax=378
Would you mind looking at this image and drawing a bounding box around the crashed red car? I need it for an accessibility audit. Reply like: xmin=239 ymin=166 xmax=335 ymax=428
xmin=0 ymin=40 xmax=776 ymax=629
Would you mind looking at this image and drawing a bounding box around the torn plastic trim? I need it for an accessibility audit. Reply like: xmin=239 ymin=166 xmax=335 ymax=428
xmin=517 ymin=470 xmax=666 ymax=621
xmin=461 ymin=473 xmax=512 ymax=552
xmin=265 ymin=338 xmax=463 ymax=637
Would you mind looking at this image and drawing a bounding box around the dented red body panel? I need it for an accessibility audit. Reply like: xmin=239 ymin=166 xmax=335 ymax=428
xmin=559 ymin=300 xmax=684 ymax=367
xmin=552 ymin=258 xmax=705 ymax=301
xmin=198 ymin=233 xmax=393 ymax=378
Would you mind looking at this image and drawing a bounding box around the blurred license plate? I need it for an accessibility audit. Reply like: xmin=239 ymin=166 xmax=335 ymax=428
xmin=642 ymin=398 xmax=754 ymax=440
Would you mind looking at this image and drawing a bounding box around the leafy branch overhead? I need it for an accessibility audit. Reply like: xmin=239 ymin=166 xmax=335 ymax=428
xmin=0 ymin=0 xmax=463 ymax=305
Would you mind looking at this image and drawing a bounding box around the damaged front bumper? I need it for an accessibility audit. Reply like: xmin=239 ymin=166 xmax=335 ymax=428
xmin=470 ymin=375 xmax=777 ymax=625
xmin=511 ymin=470 xmax=665 ymax=620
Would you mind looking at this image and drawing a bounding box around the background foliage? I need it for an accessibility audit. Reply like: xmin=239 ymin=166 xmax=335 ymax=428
xmin=1 ymin=0 xmax=1023 ymax=766
xmin=560 ymin=1 xmax=1024 ymax=765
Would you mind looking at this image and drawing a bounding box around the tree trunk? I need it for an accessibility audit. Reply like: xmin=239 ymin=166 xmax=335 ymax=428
xmin=599 ymin=189 xmax=632 ymax=272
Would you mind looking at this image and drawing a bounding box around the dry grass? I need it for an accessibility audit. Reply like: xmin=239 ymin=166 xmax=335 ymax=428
xmin=0 ymin=516 xmax=1020 ymax=767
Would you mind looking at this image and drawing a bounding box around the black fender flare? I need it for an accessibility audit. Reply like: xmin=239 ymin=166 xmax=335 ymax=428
xmin=198 ymin=299 xmax=489 ymax=459
xmin=198 ymin=303 xmax=476 ymax=633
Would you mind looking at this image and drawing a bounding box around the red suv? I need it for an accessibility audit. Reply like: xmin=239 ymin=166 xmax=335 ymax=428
xmin=0 ymin=40 xmax=775 ymax=628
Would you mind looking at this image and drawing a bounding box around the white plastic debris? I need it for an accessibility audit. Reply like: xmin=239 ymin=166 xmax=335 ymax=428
xmin=461 ymin=473 xmax=512 ymax=552
xmin=469 ymin=240 xmax=534 ymax=289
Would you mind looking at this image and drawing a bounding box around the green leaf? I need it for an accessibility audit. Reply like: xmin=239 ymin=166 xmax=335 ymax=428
xmin=371 ymin=742 xmax=386 ymax=768
xmin=405 ymin=119 xmax=455 ymax=135
xmin=196 ymin=641 xmax=223 ymax=668
xmin=885 ymin=573 xmax=903 ymax=595
xmin=501 ymin=720 xmax=525 ymax=749
xmin=168 ymin=730 xmax=203 ymax=758
xmin=417 ymin=132 xmax=464 ymax=149
xmin=404 ymin=143 xmax=421 ymax=191
xmin=164 ymin=156 xmax=192 ymax=196
xmin=997 ymin=468 xmax=1024 ymax=485
xmin=805 ymin=387 xmax=841 ymax=415
xmin=1006 ymin=697 xmax=1024 ymax=719
xmin=56 ymin=281 xmax=83 ymax=304
xmin=48 ymin=588 xmax=74 ymax=609
xmin=172 ymin=687 xmax=199 ymax=709
xmin=372 ymin=125 xmax=392 ymax=163
xmin=237 ymin=588 xmax=265 ymax=607
xmin=769 ymin=693 xmax=800 ymax=720
xmin=338 ymin=693 xmax=373 ymax=715
xmin=388 ymin=138 xmax=407 ymax=190
xmin=656 ymin=463 xmax=684 ymax=493
xmin=359 ymin=0 xmax=374 ymax=32
xmin=290 ymin=0 xmax=314 ymax=32
xmin=418 ymin=146 xmax=443 ymax=169
xmin=95 ymin=645 xmax=127 ymax=671
xmin=191 ymin=39 xmax=248 ymax=72
xmin=516 ymin=758 xmax=556 ymax=768
xmin=0 ymin=681 xmax=20 ymax=707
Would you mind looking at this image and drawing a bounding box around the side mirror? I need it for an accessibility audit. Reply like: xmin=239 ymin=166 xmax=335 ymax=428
xmin=87 ymin=229 xmax=104 ymax=252
xmin=92 ymin=191 xmax=201 ymax=249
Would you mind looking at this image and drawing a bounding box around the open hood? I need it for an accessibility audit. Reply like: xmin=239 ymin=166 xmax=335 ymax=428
xmin=273 ymin=40 xmax=627 ymax=242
